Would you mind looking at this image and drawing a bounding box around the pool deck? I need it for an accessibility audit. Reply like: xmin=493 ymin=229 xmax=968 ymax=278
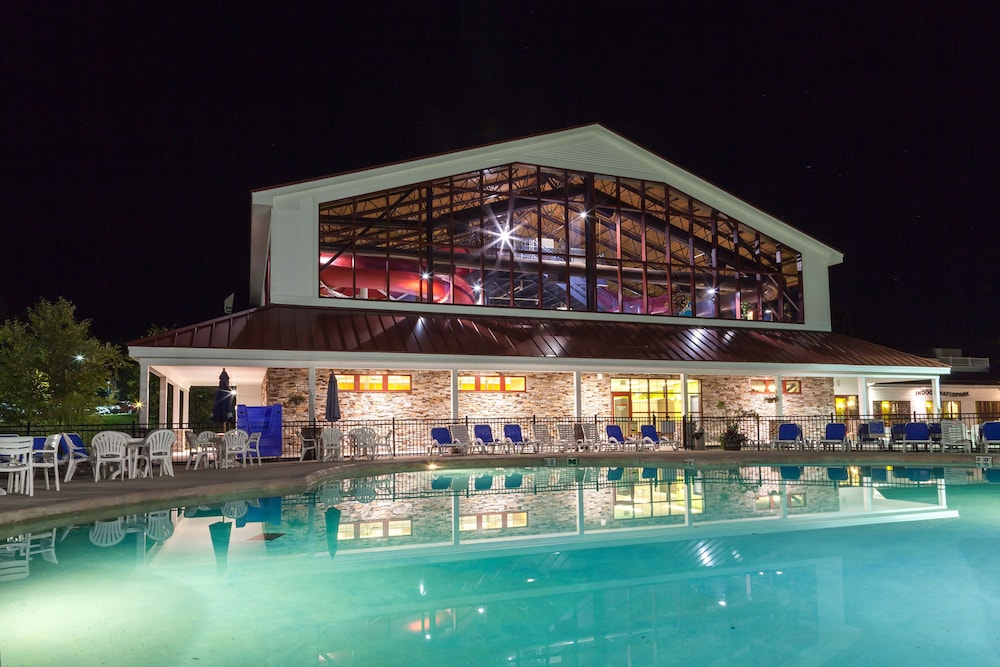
xmin=0 ymin=449 xmax=984 ymax=533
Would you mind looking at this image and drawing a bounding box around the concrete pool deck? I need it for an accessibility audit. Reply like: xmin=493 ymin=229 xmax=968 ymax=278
xmin=0 ymin=449 xmax=984 ymax=534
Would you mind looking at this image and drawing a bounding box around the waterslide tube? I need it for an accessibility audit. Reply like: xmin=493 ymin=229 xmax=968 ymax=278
xmin=319 ymin=253 xmax=477 ymax=304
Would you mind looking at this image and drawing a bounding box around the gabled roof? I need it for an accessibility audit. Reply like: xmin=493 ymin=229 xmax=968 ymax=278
xmin=129 ymin=304 xmax=947 ymax=386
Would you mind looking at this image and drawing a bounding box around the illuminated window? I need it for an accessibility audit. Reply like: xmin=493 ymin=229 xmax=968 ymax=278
xmin=318 ymin=163 xmax=804 ymax=323
xmin=387 ymin=375 xmax=410 ymax=391
xmin=458 ymin=512 xmax=529 ymax=531
xmin=610 ymin=377 xmax=700 ymax=421
xmin=749 ymin=378 xmax=801 ymax=394
xmin=335 ymin=374 xmax=411 ymax=392
xmin=339 ymin=519 xmax=413 ymax=539
xmin=458 ymin=374 xmax=526 ymax=392
xmin=359 ymin=375 xmax=384 ymax=391
xmin=386 ymin=520 xmax=412 ymax=537
xmin=612 ymin=469 xmax=702 ymax=519
xmin=504 ymin=376 xmax=526 ymax=392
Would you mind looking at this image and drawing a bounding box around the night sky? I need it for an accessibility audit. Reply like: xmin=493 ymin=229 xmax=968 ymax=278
xmin=3 ymin=3 xmax=997 ymax=358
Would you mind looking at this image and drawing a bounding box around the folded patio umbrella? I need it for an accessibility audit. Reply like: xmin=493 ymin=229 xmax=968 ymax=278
xmin=211 ymin=368 xmax=236 ymax=427
xmin=324 ymin=373 xmax=341 ymax=422
xmin=208 ymin=519 xmax=232 ymax=572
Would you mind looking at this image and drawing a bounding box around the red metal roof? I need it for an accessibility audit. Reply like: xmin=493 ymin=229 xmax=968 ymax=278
xmin=129 ymin=305 xmax=946 ymax=370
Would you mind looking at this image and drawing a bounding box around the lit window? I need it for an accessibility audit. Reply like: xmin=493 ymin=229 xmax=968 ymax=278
xmin=457 ymin=374 xmax=526 ymax=392
xmin=504 ymin=376 xmax=525 ymax=392
xmin=335 ymin=374 xmax=411 ymax=392
xmin=359 ymin=522 xmax=386 ymax=538
xmin=359 ymin=375 xmax=384 ymax=391
xmin=387 ymin=520 xmax=412 ymax=537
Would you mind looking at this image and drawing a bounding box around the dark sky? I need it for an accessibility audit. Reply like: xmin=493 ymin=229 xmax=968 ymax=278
xmin=3 ymin=3 xmax=998 ymax=358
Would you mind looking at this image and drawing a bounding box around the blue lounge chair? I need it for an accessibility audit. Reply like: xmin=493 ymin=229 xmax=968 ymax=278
xmin=607 ymin=467 xmax=624 ymax=481
xmin=473 ymin=424 xmax=503 ymax=453
xmin=982 ymin=422 xmax=1000 ymax=453
xmin=905 ymin=467 xmax=933 ymax=482
xmin=858 ymin=421 xmax=887 ymax=451
xmin=605 ymin=424 xmax=631 ymax=450
xmin=780 ymin=466 xmax=802 ymax=480
xmin=818 ymin=423 xmax=848 ymax=451
xmin=903 ymin=422 xmax=932 ymax=452
xmin=504 ymin=472 xmax=523 ymax=489
xmin=431 ymin=475 xmax=452 ymax=490
xmin=639 ymin=424 xmax=677 ymax=451
xmin=474 ymin=473 xmax=494 ymax=491
xmin=641 ymin=467 xmax=658 ymax=480
xmin=772 ymin=423 xmax=803 ymax=450
xmin=890 ymin=423 xmax=907 ymax=451
xmin=429 ymin=427 xmax=454 ymax=455
xmin=827 ymin=467 xmax=849 ymax=482
xmin=503 ymin=424 xmax=536 ymax=453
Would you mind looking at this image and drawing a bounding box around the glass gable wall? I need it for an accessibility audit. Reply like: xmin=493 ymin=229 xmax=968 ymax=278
xmin=318 ymin=163 xmax=803 ymax=322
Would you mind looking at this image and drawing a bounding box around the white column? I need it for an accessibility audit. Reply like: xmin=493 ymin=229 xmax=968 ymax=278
xmin=308 ymin=367 xmax=316 ymax=422
xmin=931 ymin=376 xmax=942 ymax=417
xmin=680 ymin=373 xmax=689 ymax=420
xmin=858 ymin=376 xmax=870 ymax=419
xmin=171 ymin=383 xmax=182 ymax=427
xmin=158 ymin=375 xmax=168 ymax=426
xmin=181 ymin=387 xmax=190 ymax=428
xmin=451 ymin=369 xmax=459 ymax=420
xmin=574 ymin=371 xmax=582 ymax=419
xmin=138 ymin=361 xmax=150 ymax=427
xmin=774 ymin=374 xmax=784 ymax=417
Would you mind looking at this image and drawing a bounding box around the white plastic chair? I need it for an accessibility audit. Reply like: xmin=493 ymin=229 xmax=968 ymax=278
xmin=144 ymin=510 xmax=175 ymax=541
xmin=27 ymin=528 xmax=59 ymax=564
xmin=246 ymin=432 xmax=263 ymax=465
xmin=0 ymin=537 xmax=30 ymax=581
xmin=299 ymin=427 xmax=320 ymax=461
xmin=555 ymin=423 xmax=579 ymax=451
xmin=185 ymin=430 xmax=210 ymax=469
xmin=0 ymin=437 xmax=34 ymax=496
xmin=137 ymin=429 xmax=175 ymax=477
xmin=89 ymin=518 xmax=126 ymax=547
xmin=319 ymin=427 xmax=344 ymax=461
xmin=33 ymin=434 xmax=62 ymax=491
xmin=348 ymin=427 xmax=378 ymax=460
xmin=90 ymin=431 xmax=129 ymax=481
xmin=60 ymin=433 xmax=90 ymax=482
xmin=222 ymin=429 xmax=250 ymax=468
xmin=531 ymin=423 xmax=556 ymax=453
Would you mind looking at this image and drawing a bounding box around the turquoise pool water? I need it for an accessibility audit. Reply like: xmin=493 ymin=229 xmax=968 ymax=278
xmin=2 ymin=464 xmax=998 ymax=665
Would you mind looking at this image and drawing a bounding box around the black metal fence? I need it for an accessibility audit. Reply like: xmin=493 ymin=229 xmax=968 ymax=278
xmin=4 ymin=412 xmax=997 ymax=459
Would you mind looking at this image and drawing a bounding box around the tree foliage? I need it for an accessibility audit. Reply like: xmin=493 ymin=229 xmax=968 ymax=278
xmin=0 ymin=298 xmax=126 ymax=425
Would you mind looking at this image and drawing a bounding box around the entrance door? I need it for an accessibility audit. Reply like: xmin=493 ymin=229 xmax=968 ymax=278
xmin=612 ymin=393 xmax=632 ymax=433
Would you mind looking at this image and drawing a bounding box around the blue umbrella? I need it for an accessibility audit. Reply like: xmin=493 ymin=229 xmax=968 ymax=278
xmin=324 ymin=373 xmax=341 ymax=422
xmin=211 ymin=369 xmax=235 ymax=426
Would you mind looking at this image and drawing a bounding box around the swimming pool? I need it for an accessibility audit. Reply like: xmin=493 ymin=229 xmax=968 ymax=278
xmin=2 ymin=463 xmax=998 ymax=665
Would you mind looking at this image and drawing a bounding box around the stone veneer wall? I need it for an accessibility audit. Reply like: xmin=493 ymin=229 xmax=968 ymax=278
xmin=701 ymin=375 xmax=835 ymax=417
xmin=265 ymin=368 xmax=453 ymax=421
xmin=266 ymin=368 xmax=577 ymax=420
xmin=579 ymin=372 xmax=610 ymax=417
xmin=265 ymin=368 xmax=835 ymax=421
xmin=460 ymin=372 xmax=575 ymax=418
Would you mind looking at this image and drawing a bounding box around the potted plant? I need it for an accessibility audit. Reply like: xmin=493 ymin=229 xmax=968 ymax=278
xmin=717 ymin=401 xmax=751 ymax=450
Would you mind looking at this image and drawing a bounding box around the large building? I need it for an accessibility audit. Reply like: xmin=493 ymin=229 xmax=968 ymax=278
xmin=129 ymin=125 xmax=949 ymax=434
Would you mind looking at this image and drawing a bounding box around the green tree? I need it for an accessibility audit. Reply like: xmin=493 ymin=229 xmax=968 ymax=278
xmin=0 ymin=298 xmax=126 ymax=426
